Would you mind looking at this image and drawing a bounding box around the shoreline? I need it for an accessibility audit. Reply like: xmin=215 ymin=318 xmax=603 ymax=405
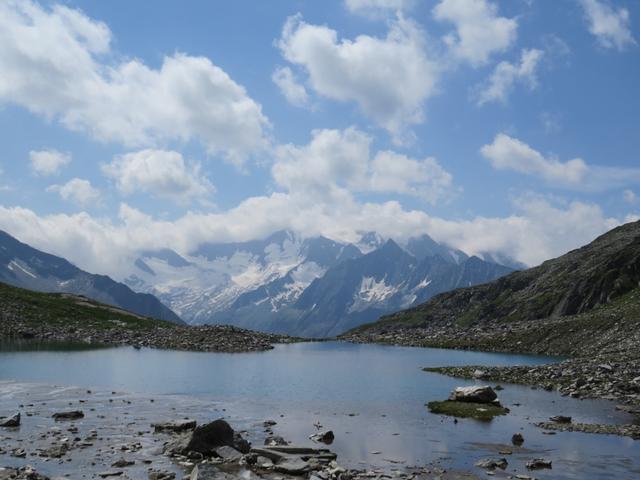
xmin=342 ymin=314 xmax=640 ymax=409
xmin=0 ymin=318 xmax=303 ymax=353
xmin=0 ymin=381 xmax=480 ymax=480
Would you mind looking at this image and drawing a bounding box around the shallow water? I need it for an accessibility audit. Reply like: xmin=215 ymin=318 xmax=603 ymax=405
xmin=0 ymin=341 xmax=638 ymax=479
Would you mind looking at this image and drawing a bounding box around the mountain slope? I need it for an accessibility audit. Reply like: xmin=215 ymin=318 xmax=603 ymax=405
xmin=350 ymin=220 xmax=640 ymax=334
xmin=0 ymin=230 xmax=183 ymax=324
xmin=0 ymin=280 xmax=176 ymax=331
xmin=126 ymin=231 xmax=362 ymax=326
xmin=288 ymin=240 xmax=513 ymax=337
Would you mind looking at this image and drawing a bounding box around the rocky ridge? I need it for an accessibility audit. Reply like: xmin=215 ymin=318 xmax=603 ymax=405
xmin=0 ymin=281 xmax=298 ymax=353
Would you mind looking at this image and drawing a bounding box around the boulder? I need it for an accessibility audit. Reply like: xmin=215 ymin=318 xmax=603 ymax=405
xmin=167 ymin=419 xmax=250 ymax=456
xmin=0 ymin=412 xmax=20 ymax=427
xmin=448 ymin=386 xmax=498 ymax=404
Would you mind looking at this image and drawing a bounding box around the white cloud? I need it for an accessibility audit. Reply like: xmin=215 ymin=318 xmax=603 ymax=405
xmin=481 ymin=133 xmax=640 ymax=190
xmin=481 ymin=134 xmax=588 ymax=185
xmin=46 ymin=178 xmax=100 ymax=206
xmin=29 ymin=149 xmax=71 ymax=176
xmin=476 ymin=48 xmax=544 ymax=105
xmin=345 ymin=0 xmax=414 ymax=16
xmin=623 ymin=189 xmax=637 ymax=204
xmin=0 ymin=1 xmax=269 ymax=166
xmin=579 ymin=0 xmax=636 ymax=50
xmin=272 ymin=66 xmax=309 ymax=107
xmin=368 ymin=151 xmax=455 ymax=203
xmin=433 ymin=0 xmax=518 ymax=66
xmin=102 ymin=149 xmax=214 ymax=204
xmin=0 ymin=193 xmax=630 ymax=280
xmin=273 ymin=127 xmax=455 ymax=204
xmin=277 ymin=14 xmax=439 ymax=141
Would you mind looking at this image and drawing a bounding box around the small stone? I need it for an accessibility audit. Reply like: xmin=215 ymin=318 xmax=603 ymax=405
xmin=526 ymin=458 xmax=552 ymax=470
xmin=549 ymin=415 xmax=572 ymax=424
xmin=511 ymin=433 xmax=524 ymax=445
xmin=52 ymin=410 xmax=84 ymax=421
xmin=0 ymin=412 xmax=20 ymax=427
xmin=475 ymin=458 xmax=508 ymax=470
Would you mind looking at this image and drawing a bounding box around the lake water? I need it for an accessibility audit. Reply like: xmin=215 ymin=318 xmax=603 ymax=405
xmin=0 ymin=341 xmax=639 ymax=479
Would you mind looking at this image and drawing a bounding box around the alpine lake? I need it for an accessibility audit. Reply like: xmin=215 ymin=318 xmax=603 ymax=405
xmin=0 ymin=340 xmax=638 ymax=479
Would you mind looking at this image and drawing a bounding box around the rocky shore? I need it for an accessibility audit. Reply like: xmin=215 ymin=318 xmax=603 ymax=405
xmin=0 ymin=316 xmax=300 ymax=353
xmin=0 ymin=383 xmax=480 ymax=480
xmin=344 ymin=312 xmax=640 ymax=440
xmin=343 ymin=308 xmax=640 ymax=408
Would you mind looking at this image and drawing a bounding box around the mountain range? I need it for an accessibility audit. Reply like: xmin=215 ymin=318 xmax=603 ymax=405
xmin=351 ymin=219 xmax=640 ymax=336
xmin=124 ymin=230 xmax=514 ymax=337
xmin=0 ymin=230 xmax=183 ymax=324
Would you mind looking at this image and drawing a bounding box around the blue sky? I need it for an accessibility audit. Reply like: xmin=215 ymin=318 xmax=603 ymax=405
xmin=0 ymin=0 xmax=639 ymax=278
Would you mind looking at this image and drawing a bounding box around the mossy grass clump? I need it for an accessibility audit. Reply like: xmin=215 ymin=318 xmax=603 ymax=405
xmin=427 ymin=400 xmax=509 ymax=421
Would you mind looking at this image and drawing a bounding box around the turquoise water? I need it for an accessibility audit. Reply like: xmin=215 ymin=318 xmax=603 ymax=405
xmin=0 ymin=341 xmax=638 ymax=479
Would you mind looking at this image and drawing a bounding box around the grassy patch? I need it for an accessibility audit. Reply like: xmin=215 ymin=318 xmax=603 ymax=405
xmin=0 ymin=281 xmax=175 ymax=331
xmin=427 ymin=400 xmax=509 ymax=421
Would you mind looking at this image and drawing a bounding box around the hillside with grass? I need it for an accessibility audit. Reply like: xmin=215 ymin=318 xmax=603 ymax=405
xmin=349 ymin=220 xmax=640 ymax=338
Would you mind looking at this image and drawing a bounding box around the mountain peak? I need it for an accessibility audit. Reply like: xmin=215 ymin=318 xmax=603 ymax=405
xmin=357 ymin=231 xmax=385 ymax=254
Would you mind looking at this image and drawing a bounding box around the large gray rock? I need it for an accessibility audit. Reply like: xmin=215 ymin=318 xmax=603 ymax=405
xmin=165 ymin=419 xmax=249 ymax=456
xmin=448 ymin=386 xmax=498 ymax=404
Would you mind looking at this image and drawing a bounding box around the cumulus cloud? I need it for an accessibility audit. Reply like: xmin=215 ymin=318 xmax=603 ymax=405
xmin=46 ymin=178 xmax=100 ymax=206
xmin=481 ymin=133 xmax=640 ymax=190
xmin=475 ymin=48 xmax=544 ymax=105
xmin=0 ymin=193 xmax=630 ymax=280
xmin=579 ymin=0 xmax=636 ymax=50
xmin=0 ymin=1 xmax=269 ymax=166
xmin=277 ymin=14 xmax=439 ymax=141
xmin=433 ymin=0 xmax=518 ymax=66
xmin=272 ymin=66 xmax=309 ymax=107
xmin=29 ymin=149 xmax=71 ymax=176
xmin=101 ymin=150 xmax=214 ymax=204
xmin=481 ymin=134 xmax=588 ymax=185
xmin=273 ymin=127 xmax=455 ymax=204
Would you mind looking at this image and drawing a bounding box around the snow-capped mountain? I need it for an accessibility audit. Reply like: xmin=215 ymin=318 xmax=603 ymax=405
xmin=124 ymin=230 xmax=514 ymax=337
xmin=0 ymin=230 xmax=183 ymax=324
xmin=125 ymin=231 xmax=362 ymax=326
xmin=274 ymin=239 xmax=513 ymax=337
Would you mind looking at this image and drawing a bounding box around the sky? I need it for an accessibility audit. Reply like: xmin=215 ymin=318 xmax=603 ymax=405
xmin=0 ymin=0 xmax=639 ymax=279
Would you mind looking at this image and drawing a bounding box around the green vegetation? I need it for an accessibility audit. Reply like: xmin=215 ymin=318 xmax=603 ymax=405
xmin=0 ymin=281 xmax=175 ymax=331
xmin=427 ymin=400 xmax=509 ymax=421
